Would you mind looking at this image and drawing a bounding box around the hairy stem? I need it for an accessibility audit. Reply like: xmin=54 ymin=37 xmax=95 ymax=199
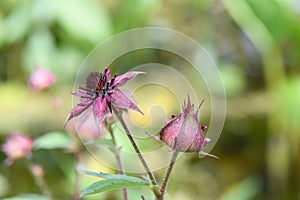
xmin=112 ymin=107 xmax=160 ymax=197
xmin=108 ymin=123 xmax=128 ymax=200
xmin=159 ymin=151 xmax=179 ymax=200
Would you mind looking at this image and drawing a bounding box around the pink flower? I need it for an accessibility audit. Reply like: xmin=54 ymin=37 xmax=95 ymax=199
xmin=28 ymin=67 xmax=56 ymax=90
xmin=147 ymin=97 xmax=216 ymax=157
xmin=1 ymin=133 xmax=33 ymax=165
xmin=65 ymin=68 xmax=143 ymax=127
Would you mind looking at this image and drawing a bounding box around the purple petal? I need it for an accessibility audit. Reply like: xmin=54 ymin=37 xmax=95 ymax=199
xmin=64 ymin=99 xmax=93 ymax=127
xmin=110 ymin=89 xmax=142 ymax=114
xmin=145 ymin=132 xmax=161 ymax=141
xmin=183 ymin=95 xmax=194 ymax=116
xmin=175 ymin=113 xmax=201 ymax=152
xmin=93 ymin=97 xmax=107 ymax=121
xmin=72 ymin=91 xmax=91 ymax=99
xmin=159 ymin=114 xmax=183 ymax=148
xmin=111 ymin=71 xmax=144 ymax=87
xmin=202 ymin=137 xmax=211 ymax=147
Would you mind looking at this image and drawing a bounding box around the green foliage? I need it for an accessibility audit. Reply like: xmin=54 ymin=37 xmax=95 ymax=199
xmin=0 ymin=0 xmax=300 ymax=199
xmin=33 ymin=131 xmax=72 ymax=150
xmin=55 ymin=0 xmax=111 ymax=44
xmin=3 ymin=194 xmax=50 ymax=200
xmin=79 ymin=170 xmax=150 ymax=198
xmin=219 ymin=176 xmax=262 ymax=200
xmin=93 ymin=139 xmax=115 ymax=148
xmin=219 ymin=64 xmax=245 ymax=97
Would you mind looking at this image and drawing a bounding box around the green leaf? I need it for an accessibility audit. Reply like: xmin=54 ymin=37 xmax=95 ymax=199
xmin=78 ymin=170 xmax=150 ymax=198
xmin=91 ymin=139 xmax=115 ymax=147
xmin=80 ymin=178 xmax=150 ymax=198
xmin=33 ymin=131 xmax=72 ymax=150
xmin=79 ymin=169 xmax=149 ymax=182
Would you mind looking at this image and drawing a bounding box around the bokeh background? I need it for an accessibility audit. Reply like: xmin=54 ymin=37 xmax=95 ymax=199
xmin=0 ymin=0 xmax=300 ymax=199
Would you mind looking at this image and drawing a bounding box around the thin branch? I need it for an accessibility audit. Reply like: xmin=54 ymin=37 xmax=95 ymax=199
xmin=108 ymin=123 xmax=128 ymax=200
xmin=158 ymin=151 xmax=179 ymax=200
xmin=112 ymin=107 xmax=160 ymax=198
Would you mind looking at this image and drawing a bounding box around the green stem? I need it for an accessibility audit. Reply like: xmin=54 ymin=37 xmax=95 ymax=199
xmin=158 ymin=151 xmax=179 ymax=200
xmin=26 ymin=160 xmax=55 ymax=200
xmin=72 ymin=150 xmax=81 ymax=200
xmin=112 ymin=107 xmax=160 ymax=198
xmin=108 ymin=123 xmax=128 ymax=200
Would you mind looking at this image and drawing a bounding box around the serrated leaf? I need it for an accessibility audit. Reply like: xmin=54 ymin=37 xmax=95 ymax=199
xmin=79 ymin=174 xmax=150 ymax=198
xmin=33 ymin=131 xmax=72 ymax=150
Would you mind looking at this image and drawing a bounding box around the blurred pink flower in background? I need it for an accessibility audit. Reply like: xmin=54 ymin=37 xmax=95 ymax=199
xmin=1 ymin=133 xmax=33 ymax=165
xmin=30 ymin=164 xmax=45 ymax=177
xmin=28 ymin=67 xmax=56 ymax=91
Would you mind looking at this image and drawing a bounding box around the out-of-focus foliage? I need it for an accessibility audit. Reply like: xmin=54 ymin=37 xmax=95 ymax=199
xmin=0 ymin=0 xmax=111 ymax=83
xmin=0 ymin=0 xmax=299 ymax=199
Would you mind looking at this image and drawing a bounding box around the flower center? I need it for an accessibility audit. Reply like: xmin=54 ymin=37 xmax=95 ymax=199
xmin=96 ymin=82 xmax=110 ymax=98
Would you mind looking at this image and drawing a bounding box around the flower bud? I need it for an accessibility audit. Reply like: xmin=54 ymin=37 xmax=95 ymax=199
xmin=160 ymin=97 xmax=210 ymax=152
xmin=147 ymin=97 xmax=215 ymax=157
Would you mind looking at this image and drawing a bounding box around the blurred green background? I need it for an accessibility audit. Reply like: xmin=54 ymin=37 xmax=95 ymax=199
xmin=0 ymin=0 xmax=300 ymax=199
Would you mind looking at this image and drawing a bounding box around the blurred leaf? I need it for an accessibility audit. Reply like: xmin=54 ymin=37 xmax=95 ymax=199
xmin=31 ymin=0 xmax=56 ymax=25
xmin=33 ymin=131 xmax=72 ymax=150
xmin=224 ymin=0 xmax=285 ymax=87
xmin=55 ymin=0 xmax=111 ymax=44
xmin=3 ymin=194 xmax=50 ymax=200
xmin=22 ymin=27 xmax=56 ymax=73
xmin=219 ymin=176 xmax=261 ymax=200
xmin=111 ymin=0 xmax=158 ymax=32
xmin=53 ymin=47 xmax=84 ymax=83
xmin=219 ymin=64 xmax=245 ymax=97
xmin=278 ymin=78 xmax=300 ymax=132
xmin=247 ymin=0 xmax=300 ymax=45
xmin=0 ymin=1 xmax=30 ymax=45
xmin=0 ymin=173 xmax=9 ymax=197
xmin=79 ymin=170 xmax=150 ymax=198
xmin=92 ymin=139 xmax=115 ymax=148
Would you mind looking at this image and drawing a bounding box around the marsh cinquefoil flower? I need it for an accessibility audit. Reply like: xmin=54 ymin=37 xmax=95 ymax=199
xmin=65 ymin=68 xmax=143 ymax=127
xmin=148 ymin=97 xmax=216 ymax=157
